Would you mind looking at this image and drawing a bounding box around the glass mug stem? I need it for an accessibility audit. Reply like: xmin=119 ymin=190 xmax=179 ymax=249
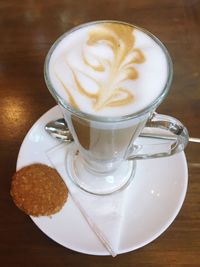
xmin=127 ymin=112 xmax=189 ymax=160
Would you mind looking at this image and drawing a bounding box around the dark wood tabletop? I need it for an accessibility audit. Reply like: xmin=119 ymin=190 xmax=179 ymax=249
xmin=0 ymin=0 xmax=199 ymax=266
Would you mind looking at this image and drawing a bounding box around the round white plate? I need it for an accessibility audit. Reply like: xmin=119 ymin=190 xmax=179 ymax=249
xmin=16 ymin=106 xmax=188 ymax=255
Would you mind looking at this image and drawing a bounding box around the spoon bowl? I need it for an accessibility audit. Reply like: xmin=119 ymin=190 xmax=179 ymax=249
xmin=45 ymin=118 xmax=73 ymax=142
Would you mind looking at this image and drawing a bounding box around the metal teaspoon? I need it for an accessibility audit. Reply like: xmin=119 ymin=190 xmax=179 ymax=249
xmin=45 ymin=118 xmax=200 ymax=143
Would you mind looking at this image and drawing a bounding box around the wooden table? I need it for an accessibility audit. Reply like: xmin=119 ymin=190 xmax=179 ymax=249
xmin=0 ymin=0 xmax=199 ymax=266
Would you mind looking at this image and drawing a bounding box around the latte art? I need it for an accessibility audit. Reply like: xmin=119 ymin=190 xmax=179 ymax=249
xmin=49 ymin=22 xmax=168 ymax=116
xmin=80 ymin=23 xmax=145 ymax=110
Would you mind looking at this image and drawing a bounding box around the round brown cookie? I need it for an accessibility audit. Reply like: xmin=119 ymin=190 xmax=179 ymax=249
xmin=10 ymin=163 xmax=68 ymax=217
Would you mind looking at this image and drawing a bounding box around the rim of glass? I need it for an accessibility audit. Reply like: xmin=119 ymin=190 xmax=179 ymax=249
xmin=44 ymin=20 xmax=173 ymax=122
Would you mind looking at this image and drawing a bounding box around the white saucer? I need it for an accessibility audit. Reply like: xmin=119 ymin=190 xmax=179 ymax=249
xmin=16 ymin=106 xmax=188 ymax=255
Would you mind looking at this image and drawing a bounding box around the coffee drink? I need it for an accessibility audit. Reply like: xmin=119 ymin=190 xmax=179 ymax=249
xmin=46 ymin=21 xmax=170 ymax=173
xmin=48 ymin=21 xmax=168 ymax=117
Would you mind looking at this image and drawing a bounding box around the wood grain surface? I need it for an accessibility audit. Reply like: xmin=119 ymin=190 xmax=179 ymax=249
xmin=0 ymin=0 xmax=199 ymax=266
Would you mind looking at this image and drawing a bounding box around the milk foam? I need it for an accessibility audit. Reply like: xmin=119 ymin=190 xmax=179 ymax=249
xmin=48 ymin=22 xmax=169 ymax=117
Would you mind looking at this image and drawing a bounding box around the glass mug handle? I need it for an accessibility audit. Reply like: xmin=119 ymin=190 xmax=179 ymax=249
xmin=127 ymin=112 xmax=189 ymax=160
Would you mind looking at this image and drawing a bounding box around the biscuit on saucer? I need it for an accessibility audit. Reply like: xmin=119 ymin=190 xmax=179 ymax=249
xmin=10 ymin=163 xmax=68 ymax=217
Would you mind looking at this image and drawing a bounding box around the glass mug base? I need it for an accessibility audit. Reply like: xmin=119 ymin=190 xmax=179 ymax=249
xmin=65 ymin=144 xmax=136 ymax=195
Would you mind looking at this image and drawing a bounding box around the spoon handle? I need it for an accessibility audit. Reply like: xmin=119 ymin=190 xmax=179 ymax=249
xmin=187 ymin=137 xmax=200 ymax=143
xmin=139 ymin=133 xmax=199 ymax=143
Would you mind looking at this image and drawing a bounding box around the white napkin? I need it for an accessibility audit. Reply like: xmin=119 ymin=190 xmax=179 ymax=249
xmin=46 ymin=143 xmax=128 ymax=257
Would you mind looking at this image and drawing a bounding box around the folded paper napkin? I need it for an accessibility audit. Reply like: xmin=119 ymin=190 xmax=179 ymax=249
xmin=46 ymin=143 xmax=129 ymax=257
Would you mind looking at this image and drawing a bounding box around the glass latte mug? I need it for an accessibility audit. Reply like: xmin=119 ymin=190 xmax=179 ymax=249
xmin=44 ymin=21 xmax=189 ymax=195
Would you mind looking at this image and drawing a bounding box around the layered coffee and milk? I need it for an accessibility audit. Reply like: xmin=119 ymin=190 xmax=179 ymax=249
xmin=46 ymin=22 xmax=170 ymax=169
xmin=48 ymin=22 xmax=168 ymax=117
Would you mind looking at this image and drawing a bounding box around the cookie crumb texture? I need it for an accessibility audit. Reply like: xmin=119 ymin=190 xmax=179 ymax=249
xmin=10 ymin=164 xmax=68 ymax=217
